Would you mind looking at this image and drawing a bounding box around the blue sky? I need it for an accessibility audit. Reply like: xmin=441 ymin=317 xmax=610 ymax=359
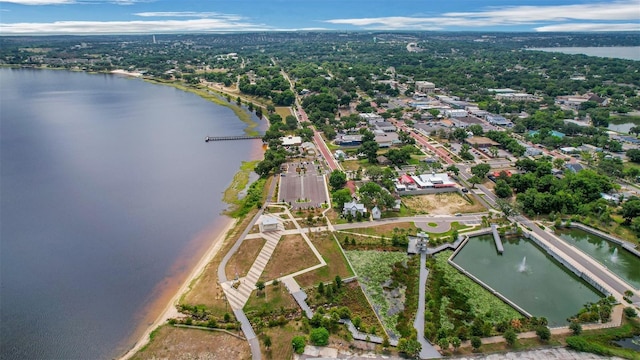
xmin=1 ymin=0 xmax=639 ymax=34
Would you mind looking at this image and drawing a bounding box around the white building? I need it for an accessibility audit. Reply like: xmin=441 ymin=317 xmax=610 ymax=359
xmin=259 ymin=216 xmax=280 ymax=232
xmin=343 ymin=201 xmax=367 ymax=217
xmin=281 ymin=135 xmax=302 ymax=146
xmin=444 ymin=109 xmax=468 ymax=118
xmin=496 ymin=93 xmax=540 ymax=102
xmin=415 ymin=81 xmax=436 ymax=94
xmin=410 ymin=173 xmax=456 ymax=189
xmin=371 ymin=206 xmax=382 ymax=220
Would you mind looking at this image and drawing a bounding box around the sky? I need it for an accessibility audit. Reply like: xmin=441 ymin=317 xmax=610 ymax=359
xmin=0 ymin=0 xmax=639 ymax=34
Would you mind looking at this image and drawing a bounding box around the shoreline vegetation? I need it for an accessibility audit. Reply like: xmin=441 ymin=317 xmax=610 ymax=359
xmin=114 ymin=73 xmax=268 ymax=359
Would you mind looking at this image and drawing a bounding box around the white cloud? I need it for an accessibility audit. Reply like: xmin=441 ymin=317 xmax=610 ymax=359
xmin=133 ymin=12 xmax=243 ymax=21
xmin=536 ymin=22 xmax=640 ymax=32
xmin=325 ymin=0 xmax=640 ymax=30
xmin=0 ymin=0 xmax=75 ymax=4
xmin=0 ymin=18 xmax=271 ymax=34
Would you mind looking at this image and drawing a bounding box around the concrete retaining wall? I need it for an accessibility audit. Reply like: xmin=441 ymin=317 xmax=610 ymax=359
xmin=568 ymin=223 xmax=640 ymax=258
xmin=523 ymin=232 xmax=611 ymax=297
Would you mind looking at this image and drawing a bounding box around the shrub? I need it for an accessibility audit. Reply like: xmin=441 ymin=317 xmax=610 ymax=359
xmin=623 ymin=306 xmax=637 ymax=318
xmin=536 ymin=326 xmax=551 ymax=341
xmin=569 ymin=321 xmax=582 ymax=335
xmin=471 ymin=336 xmax=482 ymax=350
xmin=292 ymin=335 xmax=306 ymax=354
xmin=309 ymin=327 xmax=329 ymax=346
xmin=504 ymin=329 xmax=517 ymax=346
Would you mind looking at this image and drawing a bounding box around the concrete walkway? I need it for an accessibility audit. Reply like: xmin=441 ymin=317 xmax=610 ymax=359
xmin=414 ymin=253 xmax=443 ymax=359
xmin=415 ymin=221 xmax=451 ymax=234
xmin=222 ymin=230 xmax=282 ymax=310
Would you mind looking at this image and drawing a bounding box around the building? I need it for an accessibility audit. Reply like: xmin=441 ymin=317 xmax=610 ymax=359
xmin=371 ymin=206 xmax=382 ymax=220
xmin=359 ymin=113 xmax=384 ymax=124
xmin=411 ymin=173 xmax=456 ymax=189
xmin=335 ymin=134 xmax=363 ymax=146
xmin=375 ymin=121 xmax=397 ymax=132
xmin=560 ymin=147 xmax=579 ymax=154
xmin=496 ymin=93 xmax=540 ymax=102
xmin=486 ymin=114 xmax=512 ymax=127
xmin=488 ymin=88 xmax=516 ymax=94
xmin=465 ymin=136 xmax=500 ymax=149
xmin=281 ymin=135 xmax=302 ymax=146
xmin=525 ymin=147 xmax=543 ymax=156
xmin=334 ymin=150 xmax=346 ymax=160
xmin=376 ymin=155 xmax=391 ymax=165
xmin=259 ymin=216 xmax=280 ymax=232
xmin=415 ymin=81 xmax=435 ymax=94
xmin=343 ymin=201 xmax=367 ymax=217
xmin=566 ymin=163 xmax=585 ymax=173
xmin=444 ymin=109 xmax=468 ymax=118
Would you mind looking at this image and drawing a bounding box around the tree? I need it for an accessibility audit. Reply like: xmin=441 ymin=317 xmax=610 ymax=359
xmin=266 ymin=104 xmax=276 ymax=114
xmin=468 ymin=124 xmax=484 ymax=136
xmin=236 ymin=96 xmax=242 ymax=106
xmin=621 ymin=197 xmax=640 ymax=224
xmin=309 ymin=327 xmax=329 ymax=346
xmin=438 ymin=337 xmax=449 ymax=351
xmin=263 ymin=335 xmax=272 ymax=349
xmin=468 ymin=175 xmax=482 ymax=189
xmin=459 ymin=143 xmax=474 ymax=160
xmin=504 ymin=329 xmax=517 ymax=346
xmin=471 ymin=163 xmax=491 ymax=179
xmin=255 ymin=280 xmax=265 ymax=294
xmin=489 ymin=146 xmax=499 ymax=158
xmin=446 ymin=165 xmax=460 ymax=176
xmin=334 ymin=275 xmax=342 ymax=289
xmin=332 ymin=188 xmax=352 ymax=211
xmin=569 ymin=321 xmax=582 ymax=335
xmin=329 ymin=170 xmax=347 ymax=191
xmin=495 ymin=179 xmax=512 ymax=198
xmin=292 ymin=336 xmax=306 ymax=354
xmin=536 ymin=326 xmax=551 ymax=341
xmin=627 ymin=149 xmax=640 ymax=163
xmin=317 ymin=281 xmax=325 ymax=295
xmin=553 ymin=157 xmax=565 ymax=169
xmin=470 ymin=336 xmax=482 ymax=351
xmin=359 ymin=139 xmax=379 ymax=164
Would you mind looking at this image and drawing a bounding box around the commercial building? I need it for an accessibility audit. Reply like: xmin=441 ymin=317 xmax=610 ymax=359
xmin=415 ymin=81 xmax=435 ymax=94
xmin=465 ymin=136 xmax=500 ymax=149
xmin=410 ymin=173 xmax=456 ymax=189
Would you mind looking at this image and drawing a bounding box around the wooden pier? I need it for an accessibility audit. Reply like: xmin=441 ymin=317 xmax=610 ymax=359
xmin=491 ymin=224 xmax=504 ymax=254
xmin=205 ymin=135 xmax=262 ymax=142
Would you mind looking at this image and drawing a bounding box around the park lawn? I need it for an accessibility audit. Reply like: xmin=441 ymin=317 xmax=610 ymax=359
xmin=259 ymin=322 xmax=302 ymax=360
xmin=274 ymin=106 xmax=292 ymax=120
xmin=132 ymin=325 xmax=251 ymax=360
xmin=342 ymin=222 xmax=420 ymax=237
xmin=576 ymin=214 xmax=639 ymax=246
xmin=225 ymin=237 xmax=266 ymax=279
xmin=294 ymin=231 xmax=354 ymax=288
xmin=244 ymin=285 xmax=298 ymax=317
xmin=181 ymin=209 xmax=260 ymax=317
xmin=402 ymin=192 xmax=487 ymax=215
xmin=341 ymin=160 xmax=361 ymax=172
xmin=381 ymin=203 xmax=416 ymax=218
xmin=260 ymin=234 xmax=320 ymax=281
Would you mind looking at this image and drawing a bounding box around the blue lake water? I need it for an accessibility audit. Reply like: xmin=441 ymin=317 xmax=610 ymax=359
xmin=526 ymin=46 xmax=640 ymax=61
xmin=0 ymin=68 xmax=265 ymax=359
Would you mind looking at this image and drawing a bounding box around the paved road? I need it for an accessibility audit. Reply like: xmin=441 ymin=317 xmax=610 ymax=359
xmin=458 ymin=164 xmax=498 ymax=208
xmin=519 ymin=217 xmax=640 ymax=303
xmin=389 ymin=119 xmax=455 ymax=165
xmin=333 ymin=214 xmax=486 ymax=231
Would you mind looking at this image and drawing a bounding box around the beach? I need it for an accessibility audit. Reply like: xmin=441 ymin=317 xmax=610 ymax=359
xmin=119 ymin=217 xmax=237 ymax=360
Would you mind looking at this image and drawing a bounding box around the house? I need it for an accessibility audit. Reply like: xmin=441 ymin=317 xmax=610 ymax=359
xmin=399 ymin=174 xmax=415 ymax=185
xmin=376 ymin=155 xmax=391 ymax=165
xmin=486 ymin=114 xmax=512 ymax=127
xmin=566 ymin=163 xmax=585 ymax=173
xmin=343 ymin=201 xmax=367 ymax=217
xmin=259 ymin=216 xmax=280 ymax=232
xmin=375 ymin=122 xmax=397 ymax=132
xmin=525 ymin=147 xmax=543 ymax=156
xmin=560 ymin=147 xmax=579 ymax=154
xmin=371 ymin=206 xmax=382 ymax=220
xmin=335 ymin=134 xmax=363 ymax=146
xmin=281 ymin=135 xmax=302 ymax=146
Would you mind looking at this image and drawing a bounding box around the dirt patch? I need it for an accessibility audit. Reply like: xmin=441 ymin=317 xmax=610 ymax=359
xmin=132 ymin=325 xmax=251 ymax=360
xmin=225 ymin=237 xmax=266 ymax=279
xmin=402 ymin=193 xmax=486 ymax=215
xmin=295 ymin=231 xmax=354 ymax=288
xmin=260 ymin=234 xmax=319 ymax=281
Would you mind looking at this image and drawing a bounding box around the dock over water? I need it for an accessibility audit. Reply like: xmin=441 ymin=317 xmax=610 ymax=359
xmin=492 ymin=224 xmax=504 ymax=254
xmin=205 ymin=135 xmax=262 ymax=142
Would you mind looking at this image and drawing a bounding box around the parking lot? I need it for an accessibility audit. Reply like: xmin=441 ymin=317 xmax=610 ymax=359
xmin=278 ymin=161 xmax=329 ymax=209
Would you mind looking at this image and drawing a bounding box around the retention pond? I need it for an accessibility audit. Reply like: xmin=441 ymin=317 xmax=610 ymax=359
xmin=452 ymin=235 xmax=603 ymax=326
xmin=556 ymin=228 xmax=640 ymax=290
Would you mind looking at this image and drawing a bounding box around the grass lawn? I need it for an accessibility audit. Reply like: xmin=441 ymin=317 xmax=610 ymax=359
xmin=274 ymin=106 xmax=292 ymax=120
xmin=576 ymin=214 xmax=639 ymax=246
xmin=342 ymin=222 xmax=420 ymax=237
xmin=132 ymin=325 xmax=251 ymax=360
xmin=244 ymin=285 xmax=298 ymax=317
xmin=259 ymin=322 xmax=303 ymax=360
xmin=294 ymin=231 xmax=354 ymax=288
xmin=225 ymin=237 xmax=266 ymax=279
xmin=260 ymin=234 xmax=320 ymax=281
xmin=564 ymin=318 xmax=640 ymax=359
xmin=402 ymin=192 xmax=487 ymax=215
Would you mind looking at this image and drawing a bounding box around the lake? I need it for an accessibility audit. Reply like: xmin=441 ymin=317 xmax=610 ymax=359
xmin=526 ymin=46 xmax=640 ymax=61
xmin=0 ymin=68 xmax=265 ymax=359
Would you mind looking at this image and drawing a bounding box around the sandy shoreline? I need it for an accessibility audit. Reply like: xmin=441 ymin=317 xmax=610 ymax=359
xmin=118 ymin=217 xmax=237 ymax=360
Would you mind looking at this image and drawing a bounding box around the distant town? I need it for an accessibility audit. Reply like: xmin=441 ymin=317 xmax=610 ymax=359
xmin=3 ymin=32 xmax=639 ymax=360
